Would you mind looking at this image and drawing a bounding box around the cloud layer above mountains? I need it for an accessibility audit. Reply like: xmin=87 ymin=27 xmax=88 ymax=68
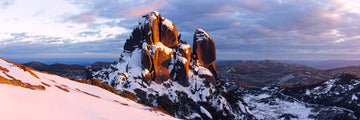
xmin=1 ymin=0 xmax=360 ymax=60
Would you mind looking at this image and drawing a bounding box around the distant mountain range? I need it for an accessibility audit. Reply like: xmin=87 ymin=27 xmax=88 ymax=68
xmin=216 ymin=60 xmax=332 ymax=87
xmin=217 ymin=59 xmax=360 ymax=70
xmin=22 ymin=59 xmax=360 ymax=88
xmin=23 ymin=62 xmax=112 ymax=79
xmin=9 ymin=57 xmax=360 ymax=70
xmin=217 ymin=60 xmax=360 ymax=87
xmin=281 ymin=60 xmax=360 ymax=70
xmin=7 ymin=58 xmax=117 ymax=65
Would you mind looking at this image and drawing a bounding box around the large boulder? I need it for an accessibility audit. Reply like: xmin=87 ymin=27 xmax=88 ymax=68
xmin=124 ymin=13 xmax=218 ymax=86
xmin=91 ymin=11 xmax=257 ymax=120
xmin=160 ymin=18 xmax=178 ymax=48
xmin=153 ymin=43 xmax=174 ymax=84
xmin=192 ymin=29 xmax=216 ymax=67
xmin=176 ymin=43 xmax=191 ymax=86
xmin=192 ymin=29 xmax=217 ymax=76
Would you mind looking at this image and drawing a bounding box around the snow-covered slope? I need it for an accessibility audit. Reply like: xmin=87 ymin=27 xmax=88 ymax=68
xmin=0 ymin=58 xmax=176 ymax=120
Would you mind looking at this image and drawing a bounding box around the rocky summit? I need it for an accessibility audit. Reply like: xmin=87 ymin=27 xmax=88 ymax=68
xmin=89 ymin=11 xmax=255 ymax=119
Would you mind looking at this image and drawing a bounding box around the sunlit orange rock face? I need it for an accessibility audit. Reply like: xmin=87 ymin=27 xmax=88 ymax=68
xmin=149 ymin=12 xmax=161 ymax=45
xmin=160 ymin=18 xmax=178 ymax=48
xmin=125 ymin=11 xmax=217 ymax=86
xmin=153 ymin=46 xmax=174 ymax=84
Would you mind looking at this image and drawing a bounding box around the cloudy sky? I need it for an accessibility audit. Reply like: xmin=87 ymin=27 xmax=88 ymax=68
xmin=0 ymin=0 xmax=360 ymax=60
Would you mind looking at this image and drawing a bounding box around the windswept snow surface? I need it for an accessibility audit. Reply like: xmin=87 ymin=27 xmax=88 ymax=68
xmin=0 ymin=58 xmax=176 ymax=120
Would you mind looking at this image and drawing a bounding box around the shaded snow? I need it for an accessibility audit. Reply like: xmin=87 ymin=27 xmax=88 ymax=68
xmin=198 ymin=66 xmax=213 ymax=76
xmin=187 ymin=113 xmax=201 ymax=119
xmin=313 ymin=78 xmax=337 ymax=94
xmin=278 ymin=74 xmax=294 ymax=83
xmin=352 ymin=94 xmax=358 ymax=100
xmin=127 ymin=49 xmax=144 ymax=77
xmin=306 ymin=89 xmax=311 ymax=95
xmin=200 ymin=106 xmax=213 ymax=119
xmin=243 ymin=93 xmax=313 ymax=120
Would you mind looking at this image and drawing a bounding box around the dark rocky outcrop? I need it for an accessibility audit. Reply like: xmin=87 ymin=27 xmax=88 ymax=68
xmin=193 ymin=29 xmax=217 ymax=77
xmin=141 ymin=48 xmax=152 ymax=71
xmin=124 ymin=28 xmax=143 ymax=52
xmin=193 ymin=29 xmax=216 ymax=67
xmin=91 ymin=11 xmax=255 ymax=120
xmin=160 ymin=18 xmax=178 ymax=48
xmin=126 ymin=11 xmax=218 ymax=86
xmin=175 ymin=43 xmax=191 ymax=86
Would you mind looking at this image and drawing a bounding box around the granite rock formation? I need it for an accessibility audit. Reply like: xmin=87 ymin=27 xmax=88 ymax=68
xmin=91 ymin=11 xmax=255 ymax=120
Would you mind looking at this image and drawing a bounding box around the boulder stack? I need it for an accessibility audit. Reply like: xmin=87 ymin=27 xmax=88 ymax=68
xmin=124 ymin=12 xmax=217 ymax=86
xmin=160 ymin=18 xmax=178 ymax=48
xmin=90 ymin=11 xmax=256 ymax=120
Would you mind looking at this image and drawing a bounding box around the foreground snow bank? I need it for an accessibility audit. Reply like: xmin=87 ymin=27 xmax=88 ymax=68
xmin=0 ymin=58 xmax=176 ymax=120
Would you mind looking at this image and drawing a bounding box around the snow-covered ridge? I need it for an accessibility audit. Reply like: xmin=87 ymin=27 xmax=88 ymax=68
xmin=0 ymin=58 xmax=176 ymax=120
xmin=91 ymin=11 xmax=255 ymax=119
